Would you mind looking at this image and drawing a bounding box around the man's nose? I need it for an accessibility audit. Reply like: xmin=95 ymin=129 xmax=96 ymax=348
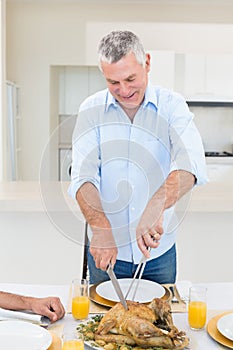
xmin=119 ymin=82 xmax=130 ymax=96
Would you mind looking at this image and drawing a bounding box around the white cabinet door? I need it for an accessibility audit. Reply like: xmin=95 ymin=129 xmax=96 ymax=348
xmin=59 ymin=66 xmax=106 ymax=115
xmin=147 ymin=50 xmax=175 ymax=90
xmin=184 ymin=53 xmax=206 ymax=98
xmin=59 ymin=66 xmax=89 ymax=115
xmin=88 ymin=66 xmax=106 ymax=95
xmin=183 ymin=53 xmax=233 ymax=100
xmin=206 ymin=54 xmax=233 ymax=99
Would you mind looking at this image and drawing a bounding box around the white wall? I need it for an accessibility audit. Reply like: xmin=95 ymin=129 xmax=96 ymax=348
xmin=6 ymin=2 xmax=87 ymax=180
xmin=5 ymin=1 xmax=233 ymax=180
xmin=0 ymin=0 xmax=6 ymax=181
xmin=85 ymin=22 xmax=233 ymax=64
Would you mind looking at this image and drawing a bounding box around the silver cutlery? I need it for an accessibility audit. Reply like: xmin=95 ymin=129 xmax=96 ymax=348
xmin=169 ymin=286 xmax=179 ymax=303
xmin=107 ymin=263 xmax=128 ymax=310
xmin=124 ymin=255 xmax=147 ymax=301
xmin=124 ymin=248 xmax=151 ymax=301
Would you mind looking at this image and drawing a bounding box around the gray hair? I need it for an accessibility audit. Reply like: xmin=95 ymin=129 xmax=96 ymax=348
xmin=98 ymin=30 xmax=146 ymax=69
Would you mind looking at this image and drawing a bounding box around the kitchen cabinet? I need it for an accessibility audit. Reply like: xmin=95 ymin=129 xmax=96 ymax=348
xmin=183 ymin=53 xmax=233 ymax=100
xmin=206 ymin=158 xmax=233 ymax=183
xmin=53 ymin=66 xmax=106 ymax=182
xmin=177 ymin=179 xmax=233 ymax=283
xmin=206 ymin=54 xmax=233 ymax=99
xmin=148 ymin=50 xmax=175 ymax=90
xmin=58 ymin=66 xmax=106 ymax=153
xmin=59 ymin=66 xmax=106 ymax=115
xmin=183 ymin=53 xmax=206 ymax=98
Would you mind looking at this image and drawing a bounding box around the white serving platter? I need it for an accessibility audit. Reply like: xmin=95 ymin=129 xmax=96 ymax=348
xmin=96 ymin=278 xmax=165 ymax=303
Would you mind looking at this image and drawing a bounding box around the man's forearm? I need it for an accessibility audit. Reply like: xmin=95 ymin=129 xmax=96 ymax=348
xmin=0 ymin=291 xmax=34 ymax=311
xmin=155 ymin=170 xmax=195 ymax=210
xmin=76 ymin=182 xmax=117 ymax=269
xmin=76 ymin=182 xmax=110 ymax=230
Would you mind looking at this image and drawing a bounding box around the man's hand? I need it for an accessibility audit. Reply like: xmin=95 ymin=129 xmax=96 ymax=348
xmin=136 ymin=170 xmax=195 ymax=258
xmin=136 ymin=186 xmax=165 ymax=258
xmin=90 ymin=228 xmax=118 ymax=271
xmin=136 ymin=213 xmax=164 ymax=258
xmin=30 ymin=297 xmax=65 ymax=323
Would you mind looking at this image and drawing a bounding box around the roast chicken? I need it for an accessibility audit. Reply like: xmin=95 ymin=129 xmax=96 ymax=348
xmin=95 ymin=298 xmax=189 ymax=349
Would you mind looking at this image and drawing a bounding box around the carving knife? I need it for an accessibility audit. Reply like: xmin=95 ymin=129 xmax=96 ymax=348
xmin=107 ymin=263 xmax=128 ymax=310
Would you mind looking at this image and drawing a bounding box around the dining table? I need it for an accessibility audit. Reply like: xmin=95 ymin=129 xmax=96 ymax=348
xmin=0 ymin=281 xmax=233 ymax=349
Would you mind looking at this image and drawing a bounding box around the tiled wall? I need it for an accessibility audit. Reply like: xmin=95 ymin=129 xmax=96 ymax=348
xmin=190 ymin=106 xmax=233 ymax=153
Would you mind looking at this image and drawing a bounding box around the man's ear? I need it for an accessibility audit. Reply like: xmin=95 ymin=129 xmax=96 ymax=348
xmin=145 ymin=53 xmax=151 ymax=73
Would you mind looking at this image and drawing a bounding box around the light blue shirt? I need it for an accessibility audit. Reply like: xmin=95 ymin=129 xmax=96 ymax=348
xmin=68 ymin=82 xmax=208 ymax=263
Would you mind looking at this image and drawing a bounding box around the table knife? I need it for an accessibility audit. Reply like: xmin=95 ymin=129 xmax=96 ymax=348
xmin=107 ymin=263 xmax=128 ymax=310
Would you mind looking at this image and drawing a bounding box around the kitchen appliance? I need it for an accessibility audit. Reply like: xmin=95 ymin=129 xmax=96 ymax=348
xmin=205 ymin=151 xmax=233 ymax=157
xmin=59 ymin=149 xmax=72 ymax=181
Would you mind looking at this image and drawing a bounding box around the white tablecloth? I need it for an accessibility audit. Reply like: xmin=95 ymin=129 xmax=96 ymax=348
xmin=0 ymin=282 xmax=233 ymax=349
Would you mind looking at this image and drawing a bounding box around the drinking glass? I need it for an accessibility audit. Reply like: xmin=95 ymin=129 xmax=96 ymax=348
xmin=62 ymin=331 xmax=84 ymax=350
xmin=188 ymin=286 xmax=207 ymax=330
xmin=72 ymin=278 xmax=90 ymax=320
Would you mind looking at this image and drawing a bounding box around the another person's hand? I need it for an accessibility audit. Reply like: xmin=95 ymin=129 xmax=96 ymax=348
xmin=30 ymin=297 xmax=65 ymax=323
xmin=90 ymin=228 xmax=118 ymax=271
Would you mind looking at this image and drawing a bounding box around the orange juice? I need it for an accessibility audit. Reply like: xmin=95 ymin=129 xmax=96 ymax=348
xmin=72 ymin=296 xmax=90 ymax=319
xmin=188 ymin=301 xmax=207 ymax=329
xmin=62 ymin=340 xmax=84 ymax=350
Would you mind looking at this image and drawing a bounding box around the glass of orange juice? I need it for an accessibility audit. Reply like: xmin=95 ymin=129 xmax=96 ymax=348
xmin=62 ymin=331 xmax=84 ymax=350
xmin=72 ymin=278 xmax=90 ymax=320
xmin=188 ymin=286 xmax=207 ymax=330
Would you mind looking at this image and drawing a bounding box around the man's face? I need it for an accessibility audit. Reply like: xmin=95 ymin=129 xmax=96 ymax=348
xmin=101 ymin=52 xmax=150 ymax=111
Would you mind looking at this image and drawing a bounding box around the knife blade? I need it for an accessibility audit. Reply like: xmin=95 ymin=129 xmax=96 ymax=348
xmin=107 ymin=263 xmax=128 ymax=310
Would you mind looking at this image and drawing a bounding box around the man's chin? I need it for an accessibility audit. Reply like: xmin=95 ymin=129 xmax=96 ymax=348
xmin=119 ymin=101 xmax=139 ymax=110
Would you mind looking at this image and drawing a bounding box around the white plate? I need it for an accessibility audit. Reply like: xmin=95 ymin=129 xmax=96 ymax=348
xmin=96 ymin=278 xmax=165 ymax=303
xmin=217 ymin=313 xmax=233 ymax=341
xmin=0 ymin=320 xmax=52 ymax=349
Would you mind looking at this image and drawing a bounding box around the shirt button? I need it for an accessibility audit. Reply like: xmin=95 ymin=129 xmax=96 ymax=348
xmin=131 ymin=207 xmax=135 ymax=211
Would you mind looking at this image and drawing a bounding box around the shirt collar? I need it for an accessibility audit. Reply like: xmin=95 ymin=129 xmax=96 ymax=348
xmin=142 ymin=81 xmax=158 ymax=109
xmin=105 ymin=91 xmax=117 ymax=112
xmin=105 ymin=80 xmax=158 ymax=112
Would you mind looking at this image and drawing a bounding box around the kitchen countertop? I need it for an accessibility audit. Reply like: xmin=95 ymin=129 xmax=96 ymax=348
xmin=188 ymin=182 xmax=233 ymax=212
xmin=206 ymin=156 xmax=233 ymax=164
xmin=0 ymin=180 xmax=232 ymax=213
xmin=0 ymin=181 xmax=79 ymax=213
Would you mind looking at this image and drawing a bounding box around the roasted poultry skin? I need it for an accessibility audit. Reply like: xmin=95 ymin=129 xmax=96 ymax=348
xmin=95 ymin=298 xmax=189 ymax=349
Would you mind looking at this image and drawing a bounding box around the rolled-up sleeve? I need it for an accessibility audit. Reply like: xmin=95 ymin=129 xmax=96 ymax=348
xmin=68 ymin=108 xmax=101 ymax=199
xmin=168 ymin=97 xmax=208 ymax=185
